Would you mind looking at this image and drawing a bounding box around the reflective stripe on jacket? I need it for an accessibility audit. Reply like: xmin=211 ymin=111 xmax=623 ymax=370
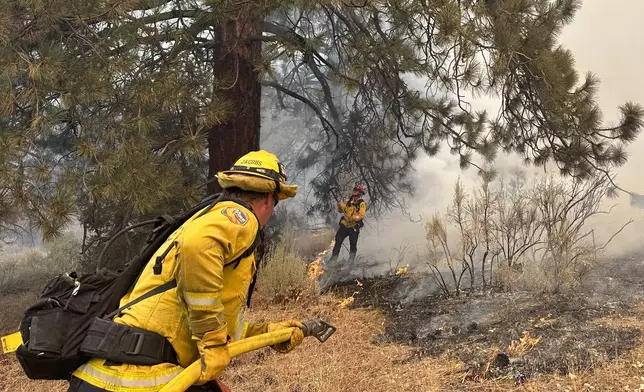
xmin=73 ymin=200 xmax=264 ymax=392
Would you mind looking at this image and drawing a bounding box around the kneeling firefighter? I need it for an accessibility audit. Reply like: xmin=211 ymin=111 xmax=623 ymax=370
xmin=329 ymin=184 xmax=367 ymax=264
xmin=69 ymin=150 xmax=303 ymax=392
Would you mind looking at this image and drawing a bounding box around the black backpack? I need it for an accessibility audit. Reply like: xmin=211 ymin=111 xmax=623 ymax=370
xmin=14 ymin=193 xmax=261 ymax=380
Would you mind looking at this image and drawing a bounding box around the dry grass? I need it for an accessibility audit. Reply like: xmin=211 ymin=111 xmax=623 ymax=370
xmin=0 ymin=291 xmax=39 ymax=335
xmin=0 ymin=356 xmax=68 ymax=392
xmin=292 ymin=229 xmax=335 ymax=259
xmin=453 ymin=304 xmax=644 ymax=392
xmin=0 ymin=293 xmax=455 ymax=392
xmin=0 ymin=235 xmax=82 ymax=296
xmin=220 ymin=294 xmax=455 ymax=392
xmin=514 ymin=338 xmax=644 ymax=392
xmin=0 ymin=250 xmax=48 ymax=295
xmin=2 ymin=294 xmax=644 ymax=391
xmin=2 ymin=230 xmax=643 ymax=392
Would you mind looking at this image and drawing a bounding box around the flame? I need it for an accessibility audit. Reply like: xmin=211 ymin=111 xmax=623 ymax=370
xmin=480 ymin=331 xmax=541 ymax=378
xmin=308 ymin=261 xmax=325 ymax=280
xmin=507 ymin=331 xmax=541 ymax=356
xmin=308 ymin=240 xmax=335 ymax=280
xmin=338 ymin=279 xmax=363 ymax=309
xmin=395 ymin=264 xmax=409 ymax=276
xmin=338 ymin=296 xmax=355 ymax=308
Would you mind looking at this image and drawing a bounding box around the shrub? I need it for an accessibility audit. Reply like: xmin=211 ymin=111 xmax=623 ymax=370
xmin=293 ymin=228 xmax=335 ymax=259
xmin=0 ymin=250 xmax=47 ymax=294
xmin=0 ymin=234 xmax=82 ymax=295
xmin=492 ymin=263 xmax=522 ymax=292
xmin=255 ymin=241 xmax=319 ymax=305
xmin=425 ymin=170 xmax=630 ymax=296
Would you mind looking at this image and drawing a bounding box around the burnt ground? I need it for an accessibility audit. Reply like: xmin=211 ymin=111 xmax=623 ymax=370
xmin=325 ymin=250 xmax=644 ymax=386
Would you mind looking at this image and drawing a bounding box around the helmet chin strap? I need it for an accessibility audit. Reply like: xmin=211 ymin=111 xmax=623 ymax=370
xmin=273 ymin=180 xmax=281 ymax=206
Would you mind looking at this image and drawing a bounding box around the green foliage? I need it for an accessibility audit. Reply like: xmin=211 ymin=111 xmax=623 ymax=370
xmin=265 ymin=0 xmax=643 ymax=217
xmin=0 ymin=0 xmax=641 ymax=256
xmin=0 ymin=0 xmax=217 ymax=251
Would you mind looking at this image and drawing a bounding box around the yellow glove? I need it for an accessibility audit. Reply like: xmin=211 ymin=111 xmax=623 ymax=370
xmin=266 ymin=320 xmax=305 ymax=354
xmin=196 ymin=326 xmax=231 ymax=385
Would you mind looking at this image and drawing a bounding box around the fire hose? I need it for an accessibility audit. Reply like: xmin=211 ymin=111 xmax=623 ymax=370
xmin=158 ymin=319 xmax=336 ymax=392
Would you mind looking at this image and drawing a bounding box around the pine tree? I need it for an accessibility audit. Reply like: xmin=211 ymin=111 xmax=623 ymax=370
xmin=0 ymin=0 xmax=640 ymax=259
xmin=263 ymin=0 xmax=643 ymax=215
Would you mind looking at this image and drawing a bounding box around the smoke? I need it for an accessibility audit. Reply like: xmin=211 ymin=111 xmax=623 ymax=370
xmin=555 ymin=0 xmax=644 ymax=256
xmin=259 ymin=1 xmax=644 ymax=277
xmin=352 ymin=1 xmax=644 ymax=269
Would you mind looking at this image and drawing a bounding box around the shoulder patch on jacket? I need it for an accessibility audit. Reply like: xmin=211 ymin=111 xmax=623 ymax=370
xmin=221 ymin=207 xmax=249 ymax=225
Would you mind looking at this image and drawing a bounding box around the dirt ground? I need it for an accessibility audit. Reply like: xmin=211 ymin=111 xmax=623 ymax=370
xmin=333 ymin=275 xmax=643 ymax=385
xmin=0 ymin=295 xmax=457 ymax=392
xmin=2 ymin=251 xmax=644 ymax=391
xmin=2 ymin=292 xmax=644 ymax=391
xmin=326 ymin=248 xmax=644 ymax=391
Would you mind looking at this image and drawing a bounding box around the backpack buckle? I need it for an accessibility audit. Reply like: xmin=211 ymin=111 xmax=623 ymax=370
xmin=126 ymin=333 xmax=145 ymax=355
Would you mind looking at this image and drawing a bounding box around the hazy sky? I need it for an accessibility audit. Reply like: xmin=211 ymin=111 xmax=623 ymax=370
xmin=354 ymin=1 xmax=644 ymax=267
xmin=560 ymin=0 xmax=644 ymax=190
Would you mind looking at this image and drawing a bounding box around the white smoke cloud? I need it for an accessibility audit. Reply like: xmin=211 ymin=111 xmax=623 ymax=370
xmin=353 ymin=1 xmax=644 ymax=267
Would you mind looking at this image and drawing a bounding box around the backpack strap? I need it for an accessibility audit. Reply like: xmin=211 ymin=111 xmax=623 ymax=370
xmin=215 ymin=197 xmax=263 ymax=270
xmin=110 ymin=195 xmax=263 ymax=318
xmin=104 ymin=279 xmax=177 ymax=320
xmin=97 ymin=218 xmax=164 ymax=270
xmin=213 ymin=197 xmax=264 ymax=308
xmin=246 ymin=270 xmax=259 ymax=308
xmin=151 ymin=196 xmax=223 ymax=276
xmin=223 ymin=227 xmax=262 ymax=270
xmin=346 ymin=198 xmax=364 ymax=208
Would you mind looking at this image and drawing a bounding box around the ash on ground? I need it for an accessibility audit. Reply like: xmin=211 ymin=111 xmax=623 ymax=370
xmin=328 ymin=250 xmax=644 ymax=386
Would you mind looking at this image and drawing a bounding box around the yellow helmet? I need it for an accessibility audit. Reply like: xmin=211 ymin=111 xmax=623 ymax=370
xmin=216 ymin=150 xmax=298 ymax=201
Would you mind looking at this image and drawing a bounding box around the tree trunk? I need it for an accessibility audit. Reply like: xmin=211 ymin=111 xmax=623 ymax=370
xmin=481 ymin=250 xmax=488 ymax=290
xmin=207 ymin=15 xmax=263 ymax=195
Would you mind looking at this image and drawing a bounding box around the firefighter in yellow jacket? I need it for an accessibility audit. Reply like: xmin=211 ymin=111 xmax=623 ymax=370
xmin=68 ymin=150 xmax=303 ymax=392
xmin=329 ymin=184 xmax=367 ymax=263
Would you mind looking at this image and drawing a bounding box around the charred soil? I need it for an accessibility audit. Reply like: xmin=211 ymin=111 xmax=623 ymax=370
xmin=330 ymin=267 xmax=644 ymax=387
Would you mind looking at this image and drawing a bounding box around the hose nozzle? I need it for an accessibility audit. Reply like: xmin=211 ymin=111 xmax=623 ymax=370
xmin=301 ymin=319 xmax=337 ymax=343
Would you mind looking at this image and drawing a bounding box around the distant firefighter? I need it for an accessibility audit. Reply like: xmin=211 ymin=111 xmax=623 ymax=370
xmin=329 ymin=184 xmax=367 ymax=263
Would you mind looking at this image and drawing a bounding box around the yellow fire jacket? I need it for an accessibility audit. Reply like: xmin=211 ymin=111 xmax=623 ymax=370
xmin=338 ymin=198 xmax=366 ymax=228
xmin=73 ymin=200 xmax=269 ymax=392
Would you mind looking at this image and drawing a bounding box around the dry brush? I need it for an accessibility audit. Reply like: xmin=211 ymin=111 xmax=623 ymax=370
xmin=425 ymin=170 xmax=631 ymax=295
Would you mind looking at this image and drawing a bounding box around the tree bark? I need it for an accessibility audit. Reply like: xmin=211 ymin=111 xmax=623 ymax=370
xmin=207 ymin=15 xmax=263 ymax=195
